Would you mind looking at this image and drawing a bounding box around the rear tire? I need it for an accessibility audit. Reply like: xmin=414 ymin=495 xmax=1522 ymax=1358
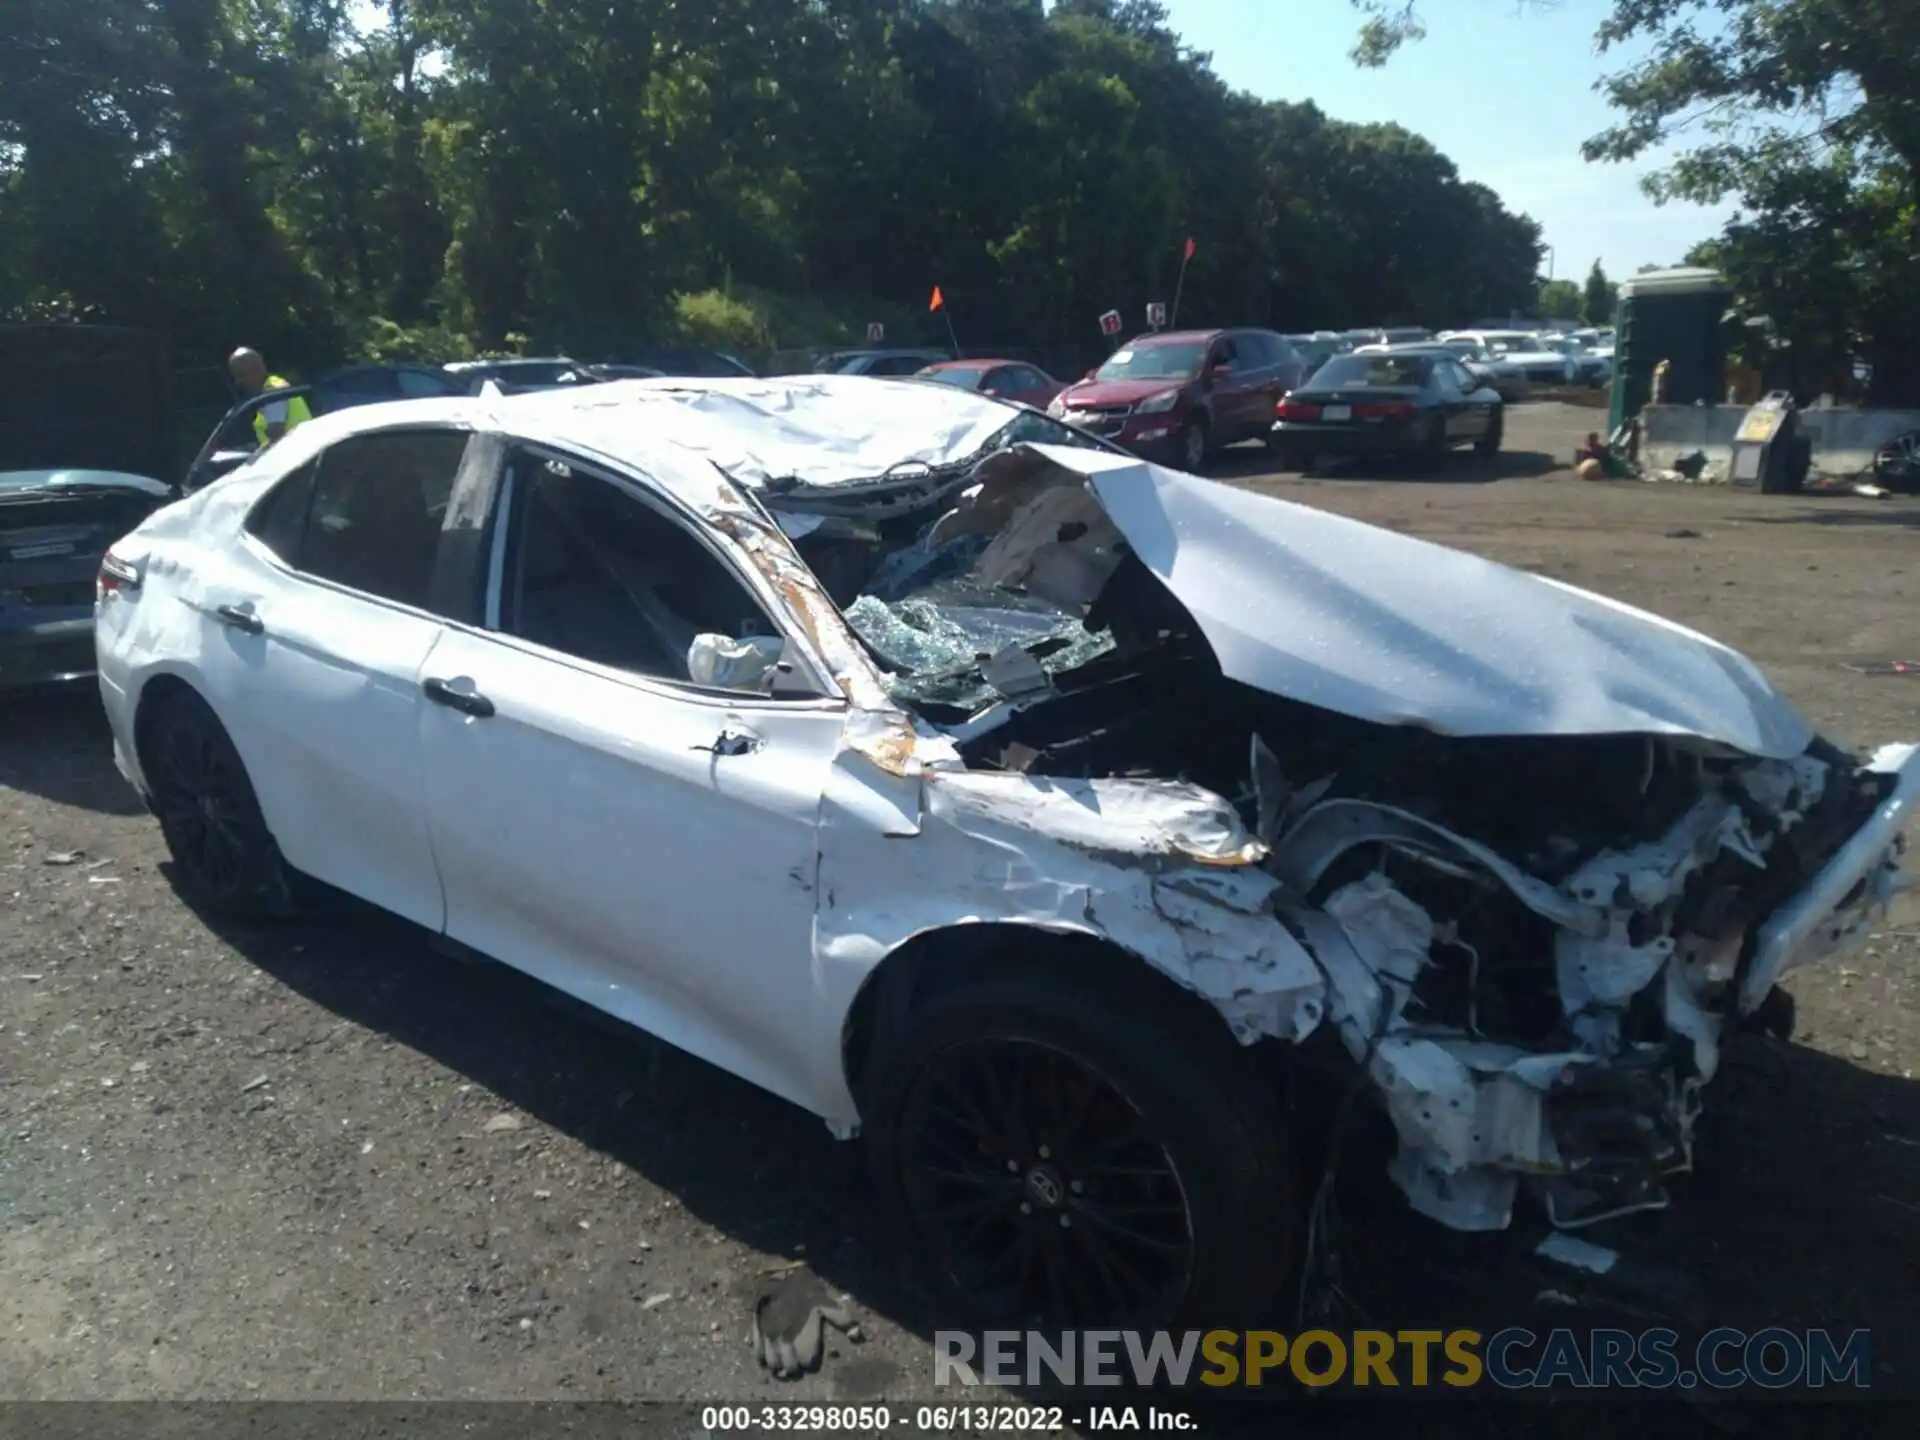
xmin=862 ymin=970 xmax=1294 ymax=1332
xmin=141 ymin=687 xmax=297 ymax=918
xmin=1265 ymin=434 xmax=1300 ymax=472
xmin=1476 ymin=406 xmax=1504 ymax=457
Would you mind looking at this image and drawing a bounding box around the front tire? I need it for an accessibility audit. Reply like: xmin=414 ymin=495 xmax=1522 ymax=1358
xmin=862 ymin=972 xmax=1293 ymax=1332
xmin=142 ymin=687 xmax=296 ymax=918
xmin=1178 ymin=416 xmax=1210 ymax=473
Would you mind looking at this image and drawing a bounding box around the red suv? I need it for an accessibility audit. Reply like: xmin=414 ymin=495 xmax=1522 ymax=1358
xmin=1045 ymin=328 xmax=1310 ymax=471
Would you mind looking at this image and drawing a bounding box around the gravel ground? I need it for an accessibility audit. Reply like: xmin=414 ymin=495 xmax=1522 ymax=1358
xmin=2 ymin=403 xmax=1916 ymax=1415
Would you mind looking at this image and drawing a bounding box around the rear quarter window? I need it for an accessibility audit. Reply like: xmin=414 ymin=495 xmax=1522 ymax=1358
xmin=243 ymin=459 xmax=320 ymax=563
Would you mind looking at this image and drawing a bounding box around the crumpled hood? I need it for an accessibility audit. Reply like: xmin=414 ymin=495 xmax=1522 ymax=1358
xmin=1029 ymin=444 xmax=1815 ymax=758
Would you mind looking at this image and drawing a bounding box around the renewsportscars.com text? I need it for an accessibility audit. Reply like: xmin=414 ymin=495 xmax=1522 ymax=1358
xmin=934 ymin=1327 xmax=1872 ymax=1390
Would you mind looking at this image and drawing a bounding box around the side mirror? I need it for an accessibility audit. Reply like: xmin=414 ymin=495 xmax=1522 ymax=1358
xmin=1084 ymin=369 xmax=1097 ymax=381
xmin=687 ymin=633 xmax=786 ymax=692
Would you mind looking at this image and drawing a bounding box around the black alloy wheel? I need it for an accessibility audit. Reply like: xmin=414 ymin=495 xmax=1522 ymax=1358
xmin=863 ymin=971 xmax=1293 ymax=1334
xmin=144 ymin=689 xmax=295 ymax=917
xmin=896 ymin=1035 xmax=1196 ymax=1330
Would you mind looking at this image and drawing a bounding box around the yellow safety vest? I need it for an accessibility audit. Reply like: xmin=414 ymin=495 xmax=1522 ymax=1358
xmin=252 ymin=376 xmax=313 ymax=447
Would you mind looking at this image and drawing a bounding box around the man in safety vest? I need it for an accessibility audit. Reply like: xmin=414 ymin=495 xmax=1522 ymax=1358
xmin=228 ymin=347 xmax=312 ymax=447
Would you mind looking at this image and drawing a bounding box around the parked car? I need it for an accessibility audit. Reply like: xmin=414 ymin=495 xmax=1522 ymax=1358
xmin=444 ymin=357 xmax=598 ymax=394
xmin=581 ymin=364 xmax=669 ymax=381
xmin=311 ymin=363 xmax=476 ymax=403
xmin=1282 ymin=332 xmax=1342 ymax=374
xmin=1047 ymin=328 xmax=1308 ymax=470
xmin=1376 ymin=338 xmax=1530 ymax=402
xmin=1274 ymin=348 xmax=1504 ymax=470
xmin=1570 ymin=327 xmax=1615 ymax=358
xmin=915 ymin=358 xmax=1065 ymax=408
xmin=95 ymin=374 xmax=1920 ymax=1331
xmin=2 ymin=468 xmax=173 ymax=689
xmin=815 ymin=348 xmax=952 ymax=377
xmin=612 ymin=347 xmax=757 ymax=378
xmin=1532 ymin=334 xmax=1612 ymax=388
xmin=1441 ymin=331 xmax=1577 ymax=387
xmin=182 ymin=365 xmax=474 ymax=493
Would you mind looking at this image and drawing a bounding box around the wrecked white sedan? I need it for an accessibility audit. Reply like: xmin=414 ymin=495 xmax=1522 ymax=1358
xmin=97 ymin=376 xmax=1918 ymax=1330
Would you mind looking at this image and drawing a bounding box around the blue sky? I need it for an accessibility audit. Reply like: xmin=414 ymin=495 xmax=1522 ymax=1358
xmin=1160 ymin=0 xmax=1734 ymax=282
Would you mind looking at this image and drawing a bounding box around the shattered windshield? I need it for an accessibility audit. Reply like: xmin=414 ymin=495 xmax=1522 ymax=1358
xmin=779 ymin=409 xmax=1127 ymax=714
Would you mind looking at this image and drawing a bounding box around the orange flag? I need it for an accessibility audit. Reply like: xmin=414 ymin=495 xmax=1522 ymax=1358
xmin=929 ymin=285 xmax=945 ymax=312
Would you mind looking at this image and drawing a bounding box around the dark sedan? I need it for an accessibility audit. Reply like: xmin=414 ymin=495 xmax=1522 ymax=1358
xmin=1 ymin=469 xmax=174 ymax=689
xmin=1271 ymin=351 xmax=1503 ymax=473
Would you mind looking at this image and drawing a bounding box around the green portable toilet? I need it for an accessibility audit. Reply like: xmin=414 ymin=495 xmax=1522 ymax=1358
xmin=1610 ymin=266 xmax=1733 ymax=433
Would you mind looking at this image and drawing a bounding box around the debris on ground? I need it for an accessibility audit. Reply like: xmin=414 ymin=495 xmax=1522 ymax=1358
xmin=1665 ymin=527 xmax=1702 ymax=539
xmin=240 ymin=1075 xmax=270 ymax=1094
xmin=482 ymin=1112 xmax=524 ymax=1133
xmin=42 ymin=851 xmax=83 ymax=866
xmin=1842 ymin=661 xmax=1920 ymax=676
xmin=750 ymin=1270 xmax=860 ymax=1379
xmin=1573 ymin=428 xmax=1640 ymax=480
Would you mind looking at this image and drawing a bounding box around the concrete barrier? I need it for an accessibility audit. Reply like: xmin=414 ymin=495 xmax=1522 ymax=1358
xmin=1637 ymin=403 xmax=1920 ymax=481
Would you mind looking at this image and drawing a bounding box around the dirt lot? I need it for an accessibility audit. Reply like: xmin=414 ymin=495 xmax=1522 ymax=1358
xmin=3 ymin=403 xmax=1916 ymax=1413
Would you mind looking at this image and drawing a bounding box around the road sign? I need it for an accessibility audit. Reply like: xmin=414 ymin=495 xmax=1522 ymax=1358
xmin=1098 ymin=309 xmax=1122 ymax=337
xmin=866 ymin=321 xmax=885 ymax=343
xmin=1146 ymin=301 xmax=1167 ymax=328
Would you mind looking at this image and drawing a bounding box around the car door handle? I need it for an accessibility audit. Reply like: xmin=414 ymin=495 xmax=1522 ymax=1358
xmin=215 ymin=602 xmax=263 ymax=635
xmin=692 ymin=725 xmax=761 ymax=757
xmin=422 ymin=676 xmax=495 ymax=718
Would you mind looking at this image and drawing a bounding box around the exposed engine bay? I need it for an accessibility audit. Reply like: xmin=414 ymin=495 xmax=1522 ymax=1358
xmin=768 ymin=438 xmax=1913 ymax=1234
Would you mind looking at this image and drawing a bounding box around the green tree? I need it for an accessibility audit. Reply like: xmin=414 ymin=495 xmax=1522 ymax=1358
xmin=1347 ymin=0 xmax=1920 ymax=402
xmin=1583 ymin=260 xmax=1614 ymax=326
xmin=1537 ymin=278 xmax=1583 ymax=321
xmin=2 ymin=0 xmax=1550 ymax=384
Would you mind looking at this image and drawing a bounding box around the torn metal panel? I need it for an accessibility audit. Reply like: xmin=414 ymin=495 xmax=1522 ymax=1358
xmin=1270 ymin=736 xmax=1920 ymax=1235
xmin=1738 ymin=740 xmax=1920 ymax=1010
xmin=813 ymin=769 xmax=1325 ymax=1128
xmin=1272 ymin=798 xmax=1603 ymax=936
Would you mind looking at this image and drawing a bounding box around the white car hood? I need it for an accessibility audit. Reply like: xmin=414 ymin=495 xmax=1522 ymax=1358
xmin=1030 ymin=445 xmax=1814 ymax=758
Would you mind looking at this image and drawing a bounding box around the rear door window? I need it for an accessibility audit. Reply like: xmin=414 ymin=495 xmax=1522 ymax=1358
xmin=263 ymin=430 xmax=471 ymax=610
xmin=244 ymin=460 xmax=319 ymax=562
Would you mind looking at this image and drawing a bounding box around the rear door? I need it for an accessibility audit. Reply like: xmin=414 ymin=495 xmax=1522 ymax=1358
xmin=197 ymin=427 xmax=491 ymax=929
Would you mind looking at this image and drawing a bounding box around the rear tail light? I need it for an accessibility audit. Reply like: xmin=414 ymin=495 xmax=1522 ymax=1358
xmin=98 ymin=549 xmax=142 ymax=599
xmin=1355 ymin=400 xmax=1417 ymax=420
xmin=1275 ymin=397 xmax=1321 ymax=421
